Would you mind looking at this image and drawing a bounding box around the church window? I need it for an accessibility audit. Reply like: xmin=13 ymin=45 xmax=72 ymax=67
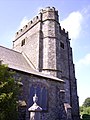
xmin=21 ymin=39 xmax=25 ymax=46
xmin=25 ymin=25 xmax=27 ymax=28
xmin=60 ymin=42 xmax=64 ymax=49
xmin=29 ymin=85 xmax=35 ymax=106
xmin=36 ymin=16 xmax=38 ymax=19
xmin=41 ymin=87 xmax=47 ymax=110
xmin=29 ymin=85 xmax=48 ymax=111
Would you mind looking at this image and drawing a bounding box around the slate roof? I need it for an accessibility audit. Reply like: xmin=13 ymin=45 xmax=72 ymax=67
xmin=0 ymin=46 xmax=64 ymax=82
xmin=0 ymin=46 xmax=33 ymax=72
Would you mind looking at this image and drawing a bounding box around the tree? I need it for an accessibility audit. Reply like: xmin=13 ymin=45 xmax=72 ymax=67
xmin=0 ymin=64 xmax=19 ymax=120
xmin=80 ymin=106 xmax=84 ymax=114
xmin=80 ymin=97 xmax=90 ymax=120
xmin=83 ymin=97 xmax=90 ymax=107
xmin=84 ymin=107 xmax=90 ymax=115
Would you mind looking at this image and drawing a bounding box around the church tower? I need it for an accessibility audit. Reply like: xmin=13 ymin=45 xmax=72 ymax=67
xmin=13 ymin=7 xmax=80 ymax=120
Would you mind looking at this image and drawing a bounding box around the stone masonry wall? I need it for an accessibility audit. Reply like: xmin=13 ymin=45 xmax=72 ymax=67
xmin=13 ymin=7 xmax=80 ymax=120
xmin=13 ymin=13 xmax=42 ymax=70
xmin=41 ymin=7 xmax=62 ymax=78
xmin=69 ymin=48 xmax=80 ymax=120
xmin=15 ymin=71 xmax=67 ymax=120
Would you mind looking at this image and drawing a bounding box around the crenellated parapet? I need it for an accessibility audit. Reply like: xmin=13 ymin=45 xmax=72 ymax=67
xmin=14 ymin=6 xmax=70 ymax=42
xmin=59 ymin=26 xmax=68 ymax=38
xmin=14 ymin=7 xmax=59 ymax=41
xmin=40 ymin=7 xmax=59 ymax=22
xmin=40 ymin=6 xmax=58 ymax=15
xmin=14 ymin=13 xmax=42 ymax=41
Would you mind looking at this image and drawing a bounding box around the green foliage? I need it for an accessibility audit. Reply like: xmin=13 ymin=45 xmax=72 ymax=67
xmin=82 ymin=114 xmax=90 ymax=120
xmin=0 ymin=65 xmax=19 ymax=120
xmin=83 ymin=97 xmax=90 ymax=107
xmin=80 ymin=97 xmax=90 ymax=120
xmin=84 ymin=107 xmax=90 ymax=115
xmin=80 ymin=106 xmax=84 ymax=115
xmin=80 ymin=106 xmax=90 ymax=115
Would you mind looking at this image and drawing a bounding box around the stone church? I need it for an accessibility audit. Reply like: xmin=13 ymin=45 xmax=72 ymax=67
xmin=0 ymin=7 xmax=80 ymax=120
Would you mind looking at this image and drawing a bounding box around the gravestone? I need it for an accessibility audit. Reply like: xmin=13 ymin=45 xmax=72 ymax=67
xmin=28 ymin=94 xmax=42 ymax=120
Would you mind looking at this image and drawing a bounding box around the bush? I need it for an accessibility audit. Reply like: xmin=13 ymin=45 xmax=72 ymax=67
xmin=82 ymin=114 xmax=90 ymax=120
xmin=0 ymin=65 xmax=19 ymax=120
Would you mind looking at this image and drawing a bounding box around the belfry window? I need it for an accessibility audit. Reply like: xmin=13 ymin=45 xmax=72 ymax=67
xmin=21 ymin=39 xmax=25 ymax=46
xmin=29 ymin=85 xmax=48 ymax=111
xmin=60 ymin=42 xmax=64 ymax=49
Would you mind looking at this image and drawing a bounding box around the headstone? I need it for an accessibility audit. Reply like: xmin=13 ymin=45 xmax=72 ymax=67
xmin=28 ymin=94 xmax=42 ymax=120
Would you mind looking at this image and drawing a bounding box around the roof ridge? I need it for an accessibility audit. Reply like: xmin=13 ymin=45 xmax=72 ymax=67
xmin=0 ymin=45 xmax=22 ymax=54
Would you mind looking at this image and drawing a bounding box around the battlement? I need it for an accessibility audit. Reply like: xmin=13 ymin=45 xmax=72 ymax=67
xmin=60 ymin=26 xmax=68 ymax=37
xmin=14 ymin=7 xmax=59 ymax=41
xmin=40 ymin=6 xmax=58 ymax=15
xmin=14 ymin=13 xmax=42 ymax=41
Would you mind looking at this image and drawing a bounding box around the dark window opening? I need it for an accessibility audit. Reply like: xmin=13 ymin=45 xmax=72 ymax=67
xmin=60 ymin=42 xmax=64 ymax=49
xmin=21 ymin=39 xmax=25 ymax=46
xmin=41 ymin=87 xmax=47 ymax=110
xmin=36 ymin=16 xmax=38 ymax=19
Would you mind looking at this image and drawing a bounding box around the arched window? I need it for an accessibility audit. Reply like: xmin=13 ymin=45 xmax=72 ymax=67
xmin=36 ymin=86 xmax=41 ymax=105
xmin=29 ymin=85 xmax=35 ymax=107
xmin=29 ymin=85 xmax=48 ymax=111
xmin=41 ymin=87 xmax=47 ymax=110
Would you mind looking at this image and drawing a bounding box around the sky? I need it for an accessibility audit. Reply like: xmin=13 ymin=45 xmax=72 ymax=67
xmin=0 ymin=0 xmax=90 ymax=106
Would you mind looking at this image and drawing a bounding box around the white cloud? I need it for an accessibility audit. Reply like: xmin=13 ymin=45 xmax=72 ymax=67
xmin=61 ymin=11 xmax=83 ymax=40
xmin=76 ymin=53 xmax=90 ymax=106
xmin=76 ymin=53 xmax=90 ymax=67
xmin=18 ymin=17 xmax=30 ymax=30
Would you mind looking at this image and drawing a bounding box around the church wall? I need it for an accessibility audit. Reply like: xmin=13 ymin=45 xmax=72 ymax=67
xmin=15 ymin=71 xmax=67 ymax=120
xmin=59 ymin=34 xmax=71 ymax=105
xmin=13 ymin=22 xmax=41 ymax=69
xmin=41 ymin=8 xmax=62 ymax=78
xmin=12 ymin=7 xmax=80 ymax=120
xmin=60 ymin=33 xmax=80 ymax=119
xmin=69 ymin=48 xmax=80 ymax=120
